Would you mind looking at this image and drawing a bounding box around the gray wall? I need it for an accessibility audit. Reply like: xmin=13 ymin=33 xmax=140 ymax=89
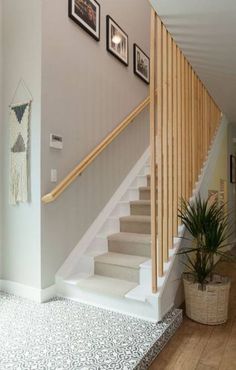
xmin=1 ymin=0 xmax=41 ymax=288
xmin=41 ymin=0 xmax=151 ymax=288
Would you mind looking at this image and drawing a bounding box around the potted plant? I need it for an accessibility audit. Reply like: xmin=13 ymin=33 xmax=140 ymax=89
xmin=178 ymin=196 xmax=235 ymax=325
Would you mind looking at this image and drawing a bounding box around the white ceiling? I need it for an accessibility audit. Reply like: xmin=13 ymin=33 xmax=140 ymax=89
xmin=150 ymin=0 xmax=236 ymax=122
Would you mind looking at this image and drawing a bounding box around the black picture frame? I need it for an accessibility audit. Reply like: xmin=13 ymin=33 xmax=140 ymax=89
xmin=68 ymin=0 xmax=100 ymax=41
xmin=133 ymin=44 xmax=150 ymax=84
xmin=106 ymin=15 xmax=129 ymax=66
xmin=230 ymin=154 xmax=236 ymax=183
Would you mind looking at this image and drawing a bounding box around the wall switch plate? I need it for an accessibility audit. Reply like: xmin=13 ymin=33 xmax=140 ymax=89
xmin=50 ymin=134 xmax=63 ymax=149
xmin=51 ymin=169 xmax=57 ymax=183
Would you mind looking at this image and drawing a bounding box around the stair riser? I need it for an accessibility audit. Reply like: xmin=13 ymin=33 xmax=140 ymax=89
xmin=95 ymin=262 xmax=139 ymax=283
xmin=130 ymin=204 xmax=150 ymax=216
xmin=139 ymin=189 xmax=150 ymax=200
xmin=108 ymin=239 xmax=151 ymax=257
xmin=120 ymin=220 xmax=151 ymax=234
xmin=147 ymin=177 xmax=158 ymax=187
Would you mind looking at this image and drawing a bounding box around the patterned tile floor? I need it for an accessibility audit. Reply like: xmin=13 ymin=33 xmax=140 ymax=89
xmin=0 ymin=292 xmax=182 ymax=370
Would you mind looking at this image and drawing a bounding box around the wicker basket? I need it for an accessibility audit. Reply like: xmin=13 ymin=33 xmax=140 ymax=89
xmin=183 ymin=274 xmax=231 ymax=325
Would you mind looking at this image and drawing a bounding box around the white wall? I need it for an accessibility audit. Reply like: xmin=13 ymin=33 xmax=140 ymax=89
xmin=41 ymin=0 xmax=151 ymax=288
xmin=1 ymin=0 xmax=41 ymax=288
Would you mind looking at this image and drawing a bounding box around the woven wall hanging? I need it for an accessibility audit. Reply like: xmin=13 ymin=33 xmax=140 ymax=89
xmin=9 ymin=101 xmax=31 ymax=205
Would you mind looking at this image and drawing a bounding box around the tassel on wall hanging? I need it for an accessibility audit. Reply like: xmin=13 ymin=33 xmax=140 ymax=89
xmin=9 ymin=79 xmax=32 ymax=205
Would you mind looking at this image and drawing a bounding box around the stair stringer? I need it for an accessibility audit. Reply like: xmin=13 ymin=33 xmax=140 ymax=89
xmin=158 ymin=116 xmax=227 ymax=319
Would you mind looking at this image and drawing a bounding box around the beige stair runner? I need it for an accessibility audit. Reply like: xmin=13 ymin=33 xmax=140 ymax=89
xmin=93 ymin=174 xmax=152 ymax=286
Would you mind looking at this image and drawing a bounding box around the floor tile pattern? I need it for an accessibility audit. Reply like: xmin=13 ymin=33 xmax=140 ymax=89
xmin=0 ymin=293 xmax=182 ymax=370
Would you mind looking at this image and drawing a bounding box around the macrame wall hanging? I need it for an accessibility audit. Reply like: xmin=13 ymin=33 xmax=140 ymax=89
xmin=9 ymin=79 xmax=33 ymax=205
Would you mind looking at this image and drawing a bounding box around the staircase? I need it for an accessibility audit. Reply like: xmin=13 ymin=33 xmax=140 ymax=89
xmin=94 ymin=182 xmax=152 ymax=278
xmin=43 ymin=5 xmax=221 ymax=326
xmin=56 ymin=157 xmax=172 ymax=322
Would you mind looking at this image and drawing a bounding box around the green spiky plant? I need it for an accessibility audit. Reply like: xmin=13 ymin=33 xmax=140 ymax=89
xmin=178 ymin=196 xmax=235 ymax=286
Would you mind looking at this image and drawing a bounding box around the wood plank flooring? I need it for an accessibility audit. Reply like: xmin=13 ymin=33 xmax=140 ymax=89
xmin=150 ymin=258 xmax=236 ymax=370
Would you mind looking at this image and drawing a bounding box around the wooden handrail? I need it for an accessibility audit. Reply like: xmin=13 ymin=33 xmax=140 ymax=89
xmin=42 ymin=94 xmax=153 ymax=204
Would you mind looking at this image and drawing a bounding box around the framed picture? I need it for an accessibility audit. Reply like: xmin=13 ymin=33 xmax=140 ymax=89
xmin=133 ymin=44 xmax=150 ymax=84
xmin=106 ymin=16 xmax=129 ymax=66
xmin=68 ymin=0 xmax=100 ymax=41
xmin=230 ymin=154 xmax=236 ymax=183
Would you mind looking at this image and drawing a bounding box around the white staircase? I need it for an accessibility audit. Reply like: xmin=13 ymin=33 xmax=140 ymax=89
xmin=56 ymin=150 xmax=181 ymax=322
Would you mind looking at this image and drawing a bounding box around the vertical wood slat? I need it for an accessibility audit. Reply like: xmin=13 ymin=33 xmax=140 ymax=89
xmin=162 ymin=26 xmax=169 ymax=263
xmin=150 ymin=8 xmax=158 ymax=293
xmin=156 ymin=16 xmax=164 ymax=277
xmin=172 ymin=42 xmax=178 ymax=235
xmin=191 ymin=71 xmax=196 ymax=186
xmin=167 ymin=33 xmax=173 ymax=249
xmin=189 ymin=65 xmax=193 ymax=194
xmin=185 ymin=60 xmax=190 ymax=198
xmin=197 ymin=79 xmax=201 ymax=174
xmin=181 ymin=53 xmax=186 ymax=200
xmin=177 ymin=48 xmax=182 ymax=225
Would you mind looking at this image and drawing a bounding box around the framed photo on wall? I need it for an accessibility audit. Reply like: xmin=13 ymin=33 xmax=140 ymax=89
xmin=230 ymin=154 xmax=236 ymax=183
xmin=106 ymin=16 xmax=129 ymax=66
xmin=133 ymin=44 xmax=150 ymax=84
xmin=68 ymin=0 xmax=100 ymax=41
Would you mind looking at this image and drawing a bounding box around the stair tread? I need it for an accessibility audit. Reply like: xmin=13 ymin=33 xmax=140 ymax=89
xmin=95 ymin=252 xmax=149 ymax=268
xmin=108 ymin=232 xmax=151 ymax=244
xmin=147 ymin=174 xmax=158 ymax=178
xmin=139 ymin=186 xmax=150 ymax=191
xmin=120 ymin=215 xmax=151 ymax=223
xmin=76 ymin=275 xmax=137 ymax=297
xmin=130 ymin=200 xmax=150 ymax=206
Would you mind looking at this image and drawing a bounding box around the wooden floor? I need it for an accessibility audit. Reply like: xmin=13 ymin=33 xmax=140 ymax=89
xmin=150 ymin=259 xmax=236 ymax=370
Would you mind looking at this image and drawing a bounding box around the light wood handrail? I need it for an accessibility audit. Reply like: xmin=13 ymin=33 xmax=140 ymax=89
xmin=42 ymin=94 xmax=154 ymax=204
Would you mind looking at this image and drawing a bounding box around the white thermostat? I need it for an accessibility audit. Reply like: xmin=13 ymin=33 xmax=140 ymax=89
xmin=50 ymin=134 xmax=63 ymax=149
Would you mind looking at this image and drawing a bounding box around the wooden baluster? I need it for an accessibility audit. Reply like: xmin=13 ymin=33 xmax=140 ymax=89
xmin=172 ymin=42 xmax=178 ymax=235
xmin=202 ymin=87 xmax=205 ymax=160
xmin=198 ymin=79 xmax=201 ymax=174
xmin=181 ymin=53 xmax=186 ymax=200
xmin=177 ymin=48 xmax=182 ymax=222
xmin=192 ymin=71 xmax=196 ymax=187
xmin=189 ymin=66 xmax=193 ymax=194
xmin=162 ymin=26 xmax=169 ymax=262
xmin=185 ymin=60 xmax=190 ymax=198
xmin=157 ymin=16 xmax=164 ymax=276
xmin=167 ymin=33 xmax=173 ymax=250
xmin=150 ymin=9 xmax=158 ymax=293
xmin=200 ymin=82 xmax=203 ymax=166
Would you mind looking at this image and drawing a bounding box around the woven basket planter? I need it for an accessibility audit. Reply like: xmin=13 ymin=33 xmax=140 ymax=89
xmin=183 ymin=274 xmax=231 ymax=325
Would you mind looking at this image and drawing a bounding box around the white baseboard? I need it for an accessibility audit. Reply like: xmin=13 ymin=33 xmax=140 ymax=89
xmin=0 ymin=279 xmax=56 ymax=303
xmin=41 ymin=284 xmax=57 ymax=302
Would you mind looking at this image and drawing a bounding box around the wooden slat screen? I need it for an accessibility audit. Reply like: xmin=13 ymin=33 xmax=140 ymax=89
xmin=150 ymin=9 xmax=221 ymax=292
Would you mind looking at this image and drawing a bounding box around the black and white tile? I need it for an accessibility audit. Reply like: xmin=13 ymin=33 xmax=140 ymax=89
xmin=0 ymin=292 xmax=182 ymax=370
